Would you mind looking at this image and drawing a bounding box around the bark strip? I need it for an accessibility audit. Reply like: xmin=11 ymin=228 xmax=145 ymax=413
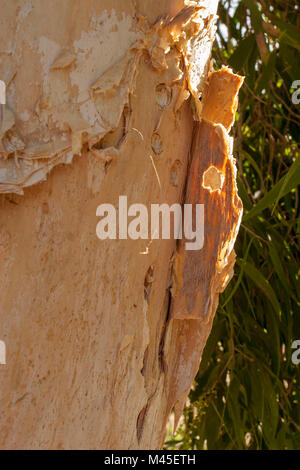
xmin=164 ymin=67 xmax=244 ymax=428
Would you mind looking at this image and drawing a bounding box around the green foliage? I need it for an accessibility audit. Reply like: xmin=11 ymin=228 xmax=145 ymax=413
xmin=167 ymin=0 xmax=300 ymax=450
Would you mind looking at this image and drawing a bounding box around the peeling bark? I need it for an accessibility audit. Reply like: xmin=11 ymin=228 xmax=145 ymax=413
xmin=0 ymin=0 xmax=242 ymax=449
xmin=164 ymin=68 xmax=244 ymax=429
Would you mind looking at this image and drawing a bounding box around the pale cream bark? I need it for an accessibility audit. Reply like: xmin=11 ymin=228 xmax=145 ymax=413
xmin=0 ymin=0 xmax=242 ymax=449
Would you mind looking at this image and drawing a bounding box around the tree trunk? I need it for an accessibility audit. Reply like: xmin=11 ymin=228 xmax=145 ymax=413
xmin=0 ymin=0 xmax=242 ymax=449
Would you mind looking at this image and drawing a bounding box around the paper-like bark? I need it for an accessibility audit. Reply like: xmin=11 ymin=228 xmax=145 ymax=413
xmin=0 ymin=0 xmax=242 ymax=449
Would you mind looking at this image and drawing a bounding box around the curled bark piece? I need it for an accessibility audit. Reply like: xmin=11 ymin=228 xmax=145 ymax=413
xmin=163 ymin=67 xmax=243 ymax=425
xmin=202 ymin=66 xmax=244 ymax=130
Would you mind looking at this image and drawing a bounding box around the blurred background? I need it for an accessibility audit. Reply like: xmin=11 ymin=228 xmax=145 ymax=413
xmin=166 ymin=0 xmax=300 ymax=450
